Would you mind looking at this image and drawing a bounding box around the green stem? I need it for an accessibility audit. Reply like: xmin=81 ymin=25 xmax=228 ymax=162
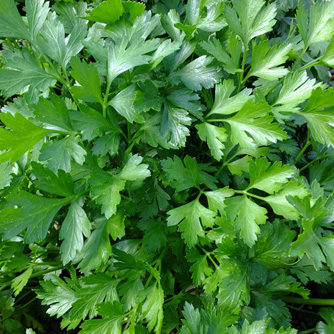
xmin=298 ymin=58 xmax=320 ymax=72
xmin=291 ymin=47 xmax=307 ymax=71
xmin=299 ymin=328 xmax=316 ymax=334
xmin=282 ymin=296 xmax=334 ymax=306
xmin=198 ymin=245 xmax=219 ymax=269
xmin=235 ymin=190 xmax=265 ymax=201
xmin=238 ymin=43 xmax=248 ymax=93
xmin=294 ymin=129 xmax=311 ymax=164
xmin=102 ymin=78 xmax=112 ymax=118
xmin=300 ymin=153 xmax=331 ymax=172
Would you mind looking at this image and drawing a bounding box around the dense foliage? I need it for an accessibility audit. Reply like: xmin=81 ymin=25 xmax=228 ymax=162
xmin=1 ymin=0 xmax=334 ymax=332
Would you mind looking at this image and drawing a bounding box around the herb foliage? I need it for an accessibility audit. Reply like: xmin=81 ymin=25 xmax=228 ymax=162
xmin=1 ymin=0 xmax=334 ymax=333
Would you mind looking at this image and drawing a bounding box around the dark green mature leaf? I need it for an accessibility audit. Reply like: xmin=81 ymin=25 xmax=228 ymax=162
xmin=0 ymin=0 xmax=30 ymax=40
xmin=70 ymin=58 xmax=103 ymax=104
xmin=0 ymin=113 xmax=52 ymax=163
xmin=0 ymin=191 xmax=71 ymax=243
xmin=317 ymin=308 xmax=334 ymax=334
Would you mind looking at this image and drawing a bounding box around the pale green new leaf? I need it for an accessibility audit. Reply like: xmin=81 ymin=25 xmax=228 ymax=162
xmin=69 ymin=274 xmax=119 ymax=321
xmin=208 ymin=80 xmax=252 ymax=116
xmin=196 ymin=123 xmax=227 ymax=161
xmin=247 ymin=157 xmax=296 ymax=194
xmin=0 ymin=162 xmax=12 ymax=190
xmin=224 ymin=0 xmax=276 ymax=45
xmin=142 ymin=283 xmax=164 ymax=332
xmin=0 ymin=51 xmax=56 ymax=99
xmin=79 ymin=301 xmax=123 ymax=334
xmin=169 ymin=56 xmax=220 ymax=91
xmin=225 ymin=195 xmax=267 ymax=247
xmin=205 ymin=187 xmax=235 ymax=216
xmin=70 ymin=57 xmax=103 ymax=104
xmin=321 ymin=36 xmax=334 ymax=67
xmin=264 ymin=181 xmax=309 ymax=220
xmin=247 ymin=41 xmax=292 ymax=81
xmin=0 ymin=191 xmax=71 ymax=243
xmin=119 ymin=154 xmax=151 ymax=181
xmin=224 ymin=100 xmax=288 ymax=149
xmin=296 ymin=1 xmax=334 ymax=48
xmin=109 ymin=84 xmax=141 ymax=123
xmin=39 ymin=18 xmax=87 ymax=68
xmin=39 ymin=136 xmax=86 ymax=173
xmin=12 ymin=267 xmax=33 ymax=296
xmin=60 ymin=200 xmax=91 ymax=264
xmin=84 ymin=0 xmax=123 ymax=24
xmin=36 ymin=275 xmax=77 ymax=318
xmin=26 ymin=0 xmax=49 ymax=41
xmin=0 ymin=113 xmax=52 ymax=163
xmin=274 ymin=71 xmax=324 ymax=108
xmin=167 ymin=198 xmax=215 ymax=247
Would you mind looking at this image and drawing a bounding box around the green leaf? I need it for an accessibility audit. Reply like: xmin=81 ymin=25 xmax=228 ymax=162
xmin=92 ymin=132 xmax=120 ymax=157
xmin=79 ymin=301 xmax=123 ymax=334
xmin=0 ymin=113 xmax=52 ymax=163
xmin=70 ymin=105 xmax=116 ymax=141
xmin=32 ymin=94 xmax=74 ymax=133
xmin=39 ymin=136 xmax=86 ymax=173
xmin=60 ymin=200 xmax=91 ymax=265
xmin=26 ymin=0 xmax=49 ymax=41
xmin=160 ymin=102 xmax=192 ymax=148
xmin=254 ymin=220 xmax=296 ymax=269
xmin=200 ymin=37 xmax=240 ymax=74
xmin=296 ymin=1 xmax=334 ymax=48
xmin=0 ymin=162 xmax=12 ymax=190
xmin=85 ymin=0 xmax=124 ymax=24
xmin=167 ymin=198 xmax=215 ymax=247
xmin=225 ymin=195 xmax=267 ymax=247
xmin=162 ymin=155 xmax=216 ymax=192
xmin=0 ymin=0 xmax=30 ymax=40
xmin=119 ymin=154 xmax=151 ymax=181
xmin=208 ymin=80 xmax=252 ymax=116
xmin=78 ymin=218 xmax=114 ymax=272
xmin=185 ymin=0 xmax=206 ymax=26
xmin=32 ymin=162 xmax=74 ymax=197
xmin=181 ymin=302 xmax=203 ymax=334
xmin=169 ymin=56 xmax=220 ymax=91
xmin=264 ymin=181 xmax=308 ymax=220
xmin=39 ymin=18 xmax=87 ymax=68
xmin=134 ymin=81 xmax=163 ymax=113
xmin=223 ymin=100 xmax=288 ymax=149
xmin=0 ymin=50 xmax=55 ymax=100
xmin=205 ymin=187 xmax=234 ymax=215
xmin=299 ymin=88 xmax=334 ymax=148
xmin=217 ymin=259 xmax=250 ymax=311
xmin=321 ymin=36 xmax=334 ymax=67
xmin=274 ymin=71 xmax=324 ymax=109
xmin=36 ymin=275 xmax=77 ymax=318
xmin=70 ymin=58 xmax=103 ymax=104
xmin=317 ymin=308 xmax=334 ymax=334
xmin=11 ymin=267 xmax=33 ymax=296
xmin=110 ymin=84 xmax=141 ymax=123
xmin=196 ymin=123 xmax=227 ymax=161
xmin=142 ymin=283 xmax=164 ymax=332
xmin=247 ymin=41 xmax=292 ymax=81
xmin=247 ymin=157 xmax=296 ymax=194
xmin=0 ymin=191 xmax=70 ymax=243
xmin=69 ymin=274 xmax=119 ymax=322
xmin=225 ymin=0 xmax=276 ymax=45
xmin=123 ymin=1 xmax=145 ymax=24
